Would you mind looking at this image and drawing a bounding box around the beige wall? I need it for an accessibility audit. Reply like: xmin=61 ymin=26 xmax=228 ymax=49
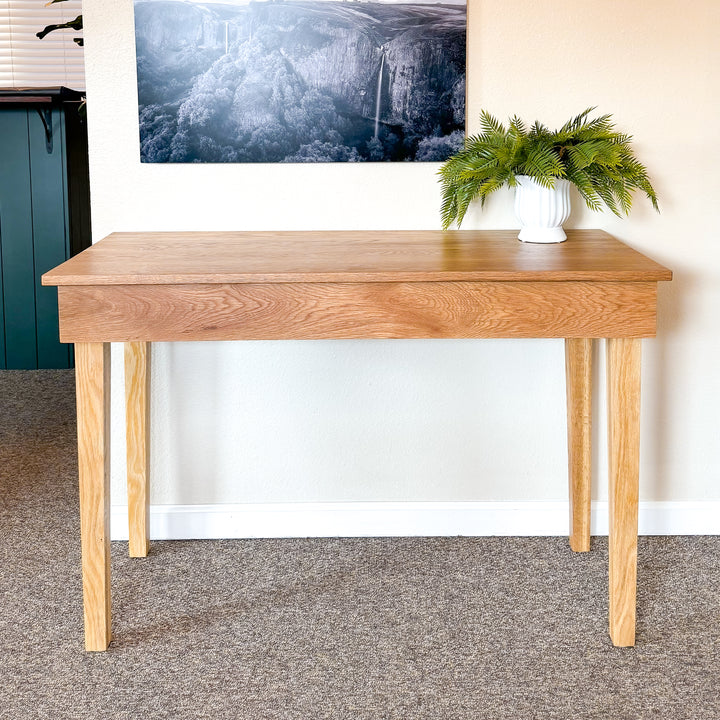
xmin=82 ymin=0 xmax=720 ymax=513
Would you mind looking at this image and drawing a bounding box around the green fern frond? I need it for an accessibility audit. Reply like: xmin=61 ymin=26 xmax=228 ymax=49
xmin=616 ymin=179 xmax=633 ymax=215
xmin=478 ymin=111 xmax=504 ymax=136
xmin=593 ymin=176 xmax=623 ymax=217
xmin=529 ymin=121 xmax=551 ymax=138
xmin=567 ymin=139 xmax=622 ymax=170
xmin=524 ymin=145 xmax=564 ymax=184
xmin=564 ymin=107 xmax=596 ymax=132
xmin=565 ymin=167 xmax=604 ymax=213
xmin=508 ymin=115 xmax=527 ymax=137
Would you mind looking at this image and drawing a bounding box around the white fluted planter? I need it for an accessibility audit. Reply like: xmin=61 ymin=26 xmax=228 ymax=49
xmin=514 ymin=175 xmax=571 ymax=243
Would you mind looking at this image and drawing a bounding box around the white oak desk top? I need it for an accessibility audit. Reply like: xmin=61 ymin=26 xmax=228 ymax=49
xmin=42 ymin=230 xmax=672 ymax=286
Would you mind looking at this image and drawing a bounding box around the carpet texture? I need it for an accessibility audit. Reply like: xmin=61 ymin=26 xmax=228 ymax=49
xmin=1 ymin=369 xmax=719 ymax=719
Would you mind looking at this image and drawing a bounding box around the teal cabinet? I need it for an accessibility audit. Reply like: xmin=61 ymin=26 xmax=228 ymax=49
xmin=0 ymin=88 xmax=90 ymax=369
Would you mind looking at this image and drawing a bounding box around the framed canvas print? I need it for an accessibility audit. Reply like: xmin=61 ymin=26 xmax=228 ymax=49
xmin=134 ymin=0 xmax=466 ymax=163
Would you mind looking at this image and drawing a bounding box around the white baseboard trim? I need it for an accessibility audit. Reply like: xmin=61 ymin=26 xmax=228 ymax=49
xmin=109 ymin=500 xmax=720 ymax=541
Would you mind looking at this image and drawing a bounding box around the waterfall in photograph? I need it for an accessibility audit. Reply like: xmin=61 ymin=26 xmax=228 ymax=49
xmin=374 ymin=53 xmax=385 ymax=140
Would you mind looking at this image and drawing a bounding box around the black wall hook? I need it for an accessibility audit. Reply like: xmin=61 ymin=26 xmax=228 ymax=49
xmin=35 ymin=108 xmax=54 ymax=153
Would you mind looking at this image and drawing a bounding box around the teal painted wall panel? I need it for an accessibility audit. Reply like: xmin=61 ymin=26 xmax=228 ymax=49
xmin=29 ymin=108 xmax=71 ymax=368
xmin=0 ymin=219 xmax=5 ymax=367
xmin=0 ymin=109 xmax=38 ymax=369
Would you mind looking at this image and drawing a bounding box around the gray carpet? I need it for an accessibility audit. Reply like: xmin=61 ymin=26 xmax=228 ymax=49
xmin=1 ymin=370 xmax=719 ymax=720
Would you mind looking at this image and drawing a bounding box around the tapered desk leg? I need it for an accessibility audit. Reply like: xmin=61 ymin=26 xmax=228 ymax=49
xmin=75 ymin=342 xmax=112 ymax=651
xmin=125 ymin=342 xmax=150 ymax=558
xmin=565 ymin=338 xmax=592 ymax=552
xmin=606 ymin=338 xmax=641 ymax=647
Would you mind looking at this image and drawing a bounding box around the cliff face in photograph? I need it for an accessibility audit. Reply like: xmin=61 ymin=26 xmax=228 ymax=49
xmin=134 ymin=0 xmax=466 ymax=163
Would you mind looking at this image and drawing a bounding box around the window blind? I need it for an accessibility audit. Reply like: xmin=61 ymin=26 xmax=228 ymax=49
xmin=0 ymin=0 xmax=85 ymax=90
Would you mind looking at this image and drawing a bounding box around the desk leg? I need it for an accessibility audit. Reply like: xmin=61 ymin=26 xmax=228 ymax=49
xmin=565 ymin=338 xmax=592 ymax=552
xmin=125 ymin=342 xmax=150 ymax=558
xmin=75 ymin=342 xmax=112 ymax=651
xmin=607 ymin=338 xmax=641 ymax=647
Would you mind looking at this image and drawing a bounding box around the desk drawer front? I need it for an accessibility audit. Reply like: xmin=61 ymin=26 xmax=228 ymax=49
xmin=57 ymin=281 xmax=658 ymax=342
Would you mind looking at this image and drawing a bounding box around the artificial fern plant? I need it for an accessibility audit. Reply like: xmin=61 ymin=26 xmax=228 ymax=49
xmin=439 ymin=108 xmax=659 ymax=230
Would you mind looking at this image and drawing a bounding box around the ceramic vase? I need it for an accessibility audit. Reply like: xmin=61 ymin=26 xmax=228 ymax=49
xmin=514 ymin=175 xmax=571 ymax=243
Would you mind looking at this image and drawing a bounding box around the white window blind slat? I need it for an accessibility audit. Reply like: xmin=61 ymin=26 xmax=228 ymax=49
xmin=0 ymin=1 xmax=85 ymax=90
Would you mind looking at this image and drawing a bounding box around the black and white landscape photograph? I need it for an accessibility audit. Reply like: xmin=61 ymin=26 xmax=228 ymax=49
xmin=134 ymin=0 xmax=466 ymax=163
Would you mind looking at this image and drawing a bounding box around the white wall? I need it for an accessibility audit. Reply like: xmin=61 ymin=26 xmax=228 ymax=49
xmin=82 ymin=0 xmax=720 ymax=532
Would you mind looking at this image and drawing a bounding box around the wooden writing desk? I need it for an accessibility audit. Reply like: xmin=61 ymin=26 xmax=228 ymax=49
xmin=42 ymin=229 xmax=672 ymax=651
